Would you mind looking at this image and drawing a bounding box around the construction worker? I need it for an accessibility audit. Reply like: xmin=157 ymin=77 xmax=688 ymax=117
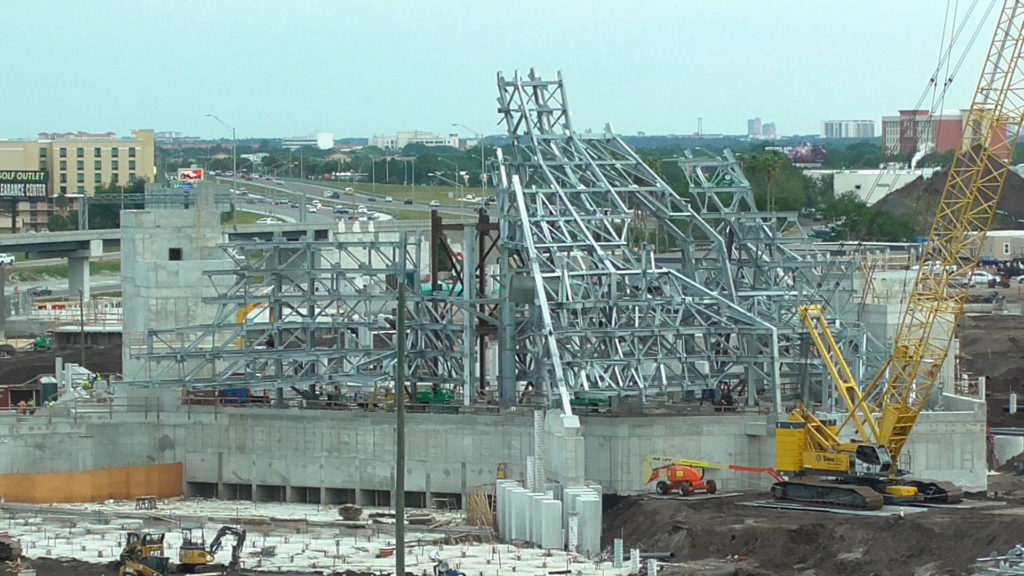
xmin=16 ymin=400 xmax=25 ymax=415
xmin=26 ymin=399 xmax=35 ymax=415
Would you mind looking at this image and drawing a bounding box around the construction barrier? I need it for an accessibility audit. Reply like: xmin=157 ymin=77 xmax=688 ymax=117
xmin=0 ymin=462 xmax=182 ymax=504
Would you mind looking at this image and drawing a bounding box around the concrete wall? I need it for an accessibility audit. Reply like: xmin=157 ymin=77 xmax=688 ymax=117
xmin=0 ymin=398 xmax=988 ymax=502
xmin=181 ymin=410 xmax=535 ymax=501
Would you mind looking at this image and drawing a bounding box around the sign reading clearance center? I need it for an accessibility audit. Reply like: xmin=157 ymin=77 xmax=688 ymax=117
xmin=177 ymin=168 xmax=205 ymax=182
xmin=0 ymin=170 xmax=49 ymax=200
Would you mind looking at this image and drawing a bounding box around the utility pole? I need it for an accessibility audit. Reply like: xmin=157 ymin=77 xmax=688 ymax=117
xmin=395 ymin=254 xmax=407 ymax=576
xmin=206 ymin=114 xmax=237 ymax=229
xmin=453 ymin=123 xmax=486 ymax=191
xmin=79 ymin=288 xmax=85 ymax=367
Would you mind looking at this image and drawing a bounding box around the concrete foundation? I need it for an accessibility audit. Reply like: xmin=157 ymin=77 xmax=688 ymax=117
xmin=0 ymin=389 xmax=990 ymax=505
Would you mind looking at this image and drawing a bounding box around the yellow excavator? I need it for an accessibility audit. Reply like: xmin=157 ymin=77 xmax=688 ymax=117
xmin=178 ymin=525 xmax=247 ymax=572
xmin=773 ymin=0 xmax=1024 ymax=510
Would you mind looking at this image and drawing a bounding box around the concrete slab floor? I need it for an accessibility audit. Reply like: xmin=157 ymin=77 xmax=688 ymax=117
xmin=0 ymin=498 xmax=631 ymax=575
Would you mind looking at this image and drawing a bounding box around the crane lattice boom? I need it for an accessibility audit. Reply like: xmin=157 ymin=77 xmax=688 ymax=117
xmin=864 ymin=0 xmax=1024 ymax=462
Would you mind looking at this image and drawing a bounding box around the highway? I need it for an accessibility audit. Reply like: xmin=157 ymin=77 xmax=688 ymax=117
xmin=216 ymin=177 xmax=484 ymax=224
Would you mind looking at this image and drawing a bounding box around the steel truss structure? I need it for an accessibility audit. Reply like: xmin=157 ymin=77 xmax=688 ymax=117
xmin=495 ymin=70 xmax=783 ymax=415
xmin=133 ymin=70 xmax=868 ymax=415
xmin=136 ymin=232 xmax=422 ymax=392
xmin=669 ymin=149 xmax=866 ymax=401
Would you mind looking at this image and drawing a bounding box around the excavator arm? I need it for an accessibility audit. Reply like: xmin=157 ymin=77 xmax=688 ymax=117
xmin=208 ymin=526 xmax=246 ymax=568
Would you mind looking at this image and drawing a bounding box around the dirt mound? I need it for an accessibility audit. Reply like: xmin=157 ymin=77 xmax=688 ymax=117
xmin=874 ymin=168 xmax=1024 ymax=228
xmin=958 ymin=314 xmax=1024 ymax=428
xmin=0 ymin=345 xmax=122 ymax=385
xmin=603 ymin=495 xmax=1024 ymax=576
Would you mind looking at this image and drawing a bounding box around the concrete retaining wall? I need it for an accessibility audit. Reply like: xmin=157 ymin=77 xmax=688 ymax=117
xmin=0 ymin=398 xmax=989 ymax=503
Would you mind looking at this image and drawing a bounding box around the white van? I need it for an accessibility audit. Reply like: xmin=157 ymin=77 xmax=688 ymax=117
xmin=357 ymin=205 xmax=368 ymax=213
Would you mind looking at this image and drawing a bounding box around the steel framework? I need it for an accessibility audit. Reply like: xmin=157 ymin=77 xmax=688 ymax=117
xmin=131 ymin=71 xmax=869 ymax=416
xmin=136 ymin=232 xmax=422 ymax=393
xmin=494 ymin=70 xmax=786 ymax=415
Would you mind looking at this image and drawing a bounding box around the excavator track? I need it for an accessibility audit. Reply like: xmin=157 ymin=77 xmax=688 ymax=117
xmin=771 ymin=480 xmax=884 ymax=511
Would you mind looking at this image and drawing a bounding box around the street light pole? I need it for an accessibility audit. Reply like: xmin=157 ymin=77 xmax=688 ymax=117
xmin=453 ymin=123 xmax=485 ymax=191
xmin=206 ymin=114 xmax=237 ymax=229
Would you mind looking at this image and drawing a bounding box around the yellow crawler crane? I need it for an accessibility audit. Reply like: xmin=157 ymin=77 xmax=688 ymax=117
xmin=774 ymin=0 xmax=1024 ymax=509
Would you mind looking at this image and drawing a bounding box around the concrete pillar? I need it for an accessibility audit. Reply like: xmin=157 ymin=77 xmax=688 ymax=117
xmin=425 ymin=471 xmax=432 ymax=509
xmin=540 ymin=498 xmax=565 ymax=545
xmin=68 ymin=255 xmax=90 ymax=302
xmin=577 ymin=493 xmax=602 ymax=557
xmin=978 ymin=376 xmax=986 ymax=399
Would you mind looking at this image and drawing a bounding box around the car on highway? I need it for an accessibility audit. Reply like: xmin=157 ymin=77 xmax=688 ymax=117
xmin=27 ymin=286 xmax=52 ymax=297
xmin=429 ymin=200 xmax=441 ymax=207
xmin=385 ymin=196 xmax=393 ymax=202
xmin=0 ymin=254 xmax=14 ymax=266
xmin=256 ymin=217 xmax=281 ymax=224
xmin=969 ymin=270 xmax=998 ymax=286
xmin=403 ymin=198 xmax=414 ymax=205
xmin=366 ymin=196 xmax=377 ymax=202
xmin=333 ymin=206 xmax=350 ymax=215
xmin=307 ymin=204 xmax=319 ymax=213
xmin=289 ymin=201 xmax=299 ymax=208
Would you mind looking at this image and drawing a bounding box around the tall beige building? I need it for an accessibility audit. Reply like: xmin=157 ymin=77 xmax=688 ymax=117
xmin=0 ymin=129 xmax=155 ymax=231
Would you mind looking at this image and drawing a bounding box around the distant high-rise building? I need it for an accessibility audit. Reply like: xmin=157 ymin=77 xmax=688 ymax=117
xmin=822 ymin=120 xmax=876 ymax=139
xmin=747 ymin=117 xmax=762 ymax=138
xmin=762 ymin=123 xmax=777 ymax=139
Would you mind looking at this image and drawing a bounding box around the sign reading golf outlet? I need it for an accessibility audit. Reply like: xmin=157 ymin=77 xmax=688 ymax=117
xmin=0 ymin=170 xmax=48 ymax=200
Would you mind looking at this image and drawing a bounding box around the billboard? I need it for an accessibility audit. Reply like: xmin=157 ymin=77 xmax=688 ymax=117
xmin=0 ymin=170 xmax=49 ymax=200
xmin=177 ymin=168 xmax=205 ymax=182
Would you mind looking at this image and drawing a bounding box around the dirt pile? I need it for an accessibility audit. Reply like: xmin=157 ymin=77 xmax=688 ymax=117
xmin=0 ymin=344 xmax=122 ymax=385
xmin=957 ymin=313 xmax=1024 ymax=428
xmin=603 ymin=494 xmax=1024 ymax=576
xmin=874 ymin=166 xmax=1024 ymax=225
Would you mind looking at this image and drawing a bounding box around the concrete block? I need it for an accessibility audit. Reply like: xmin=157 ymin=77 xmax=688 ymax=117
xmin=540 ymin=499 xmax=563 ymax=549
xmin=577 ymin=494 xmax=601 ymax=558
xmin=530 ymin=493 xmax=545 ymax=544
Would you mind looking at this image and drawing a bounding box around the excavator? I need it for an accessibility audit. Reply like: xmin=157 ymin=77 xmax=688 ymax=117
xmin=118 ymin=531 xmax=170 ymax=576
xmin=178 ymin=525 xmax=247 ymax=572
xmin=773 ymin=0 xmax=1024 ymax=510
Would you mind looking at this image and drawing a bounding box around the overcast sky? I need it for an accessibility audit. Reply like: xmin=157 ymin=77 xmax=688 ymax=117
xmin=0 ymin=0 xmax=1001 ymax=140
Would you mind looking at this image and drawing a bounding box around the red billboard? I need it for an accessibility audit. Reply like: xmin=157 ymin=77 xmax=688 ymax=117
xmin=177 ymin=168 xmax=205 ymax=182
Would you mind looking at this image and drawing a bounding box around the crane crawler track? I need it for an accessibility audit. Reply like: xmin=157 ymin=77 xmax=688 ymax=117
xmin=770 ymin=480 xmax=885 ymax=510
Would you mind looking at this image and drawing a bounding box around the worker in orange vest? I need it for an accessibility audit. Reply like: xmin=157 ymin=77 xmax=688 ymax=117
xmin=17 ymin=400 xmax=26 ymax=415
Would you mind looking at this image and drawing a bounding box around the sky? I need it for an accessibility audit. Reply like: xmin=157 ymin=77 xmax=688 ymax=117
xmin=0 ymin=0 xmax=1002 ymax=140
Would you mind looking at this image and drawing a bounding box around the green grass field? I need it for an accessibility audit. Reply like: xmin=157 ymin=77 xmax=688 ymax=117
xmin=221 ymin=210 xmax=269 ymax=225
